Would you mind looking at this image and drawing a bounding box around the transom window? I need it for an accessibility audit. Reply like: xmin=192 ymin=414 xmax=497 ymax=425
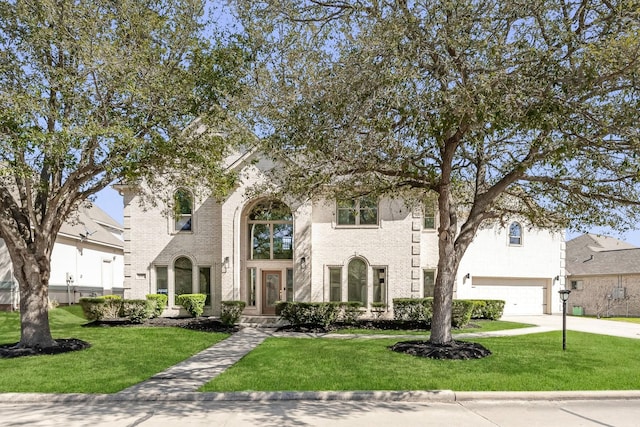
xmin=509 ymin=222 xmax=522 ymax=246
xmin=174 ymin=189 xmax=193 ymax=232
xmin=337 ymin=196 xmax=378 ymax=226
xmin=248 ymin=200 xmax=293 ymax=260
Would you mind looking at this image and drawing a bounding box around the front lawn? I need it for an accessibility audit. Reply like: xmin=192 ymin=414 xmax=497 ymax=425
xmin=0 ymin=307 xmax=229 ymax=393
xmin=202 ymin=331 xmax=640 ymax=392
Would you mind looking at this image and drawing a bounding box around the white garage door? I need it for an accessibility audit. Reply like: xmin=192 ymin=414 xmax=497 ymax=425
xmin=470 ymin=277 xmax=548 ymax=315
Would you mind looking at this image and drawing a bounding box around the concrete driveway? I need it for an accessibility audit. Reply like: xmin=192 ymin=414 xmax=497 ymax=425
xmin=502 ymin=314 xmax=640 ymax=339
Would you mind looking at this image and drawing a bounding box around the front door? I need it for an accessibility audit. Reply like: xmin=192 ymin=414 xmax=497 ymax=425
xmin=262 ymin=270 xmax=281 ymax=315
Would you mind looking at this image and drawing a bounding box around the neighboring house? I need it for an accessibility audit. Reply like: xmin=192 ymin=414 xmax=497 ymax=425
xmin=118 ymin=150 xmax=565 ymax=318
xmin=0 ymin=203 xmax=125 ymax=310
xmin=566 ymin=234 xmax=640 ymax=317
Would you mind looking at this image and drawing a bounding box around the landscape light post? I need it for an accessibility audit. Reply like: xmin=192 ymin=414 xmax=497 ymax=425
xmin=559 ymin=289 xmax=571 ymax=351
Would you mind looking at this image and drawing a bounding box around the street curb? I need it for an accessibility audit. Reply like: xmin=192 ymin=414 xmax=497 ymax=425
xmin=1 ymin=390 xmax=640 ymax=404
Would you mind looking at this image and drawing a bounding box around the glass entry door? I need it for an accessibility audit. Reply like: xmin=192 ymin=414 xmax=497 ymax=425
xmin=262 ymin=271 xmax=281 ymax=315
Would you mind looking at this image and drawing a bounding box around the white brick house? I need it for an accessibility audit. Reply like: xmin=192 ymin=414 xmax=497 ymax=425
xmin=0 ymin=203 xmax=124 ymax=310
xmin=119 ymin=150 xmax=566 ymax=317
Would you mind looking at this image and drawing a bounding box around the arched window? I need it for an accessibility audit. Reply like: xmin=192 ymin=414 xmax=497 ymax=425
xmin=174 ymin=189 xmax=192 ymax=232
xmin=509 ymin=222 xmax=522 ymax=246
xmin=248 ymin=200 xmax=293 ymax=260
xmin=174 ymin=257 xmax=193 ymax=303
xmin=348 ymin=258 xmax=368 ymax=306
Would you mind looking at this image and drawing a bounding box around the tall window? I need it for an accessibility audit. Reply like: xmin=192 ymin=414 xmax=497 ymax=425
xmin=248 ymin=200 xmax=293 ymax=260
xmin=174 ymin=257 xmax=192 ymax=304
xmin=199 ymin=267 xmax=211 ymax=305
xmin=286 ymin=268 xmax=294 ymax=302
xmin=329 ymin=267 xmax=342 ymax=302
xmin=509 ymin=222 xmax=522 ymax=245
xmin=174 ymin=189 xmax=193 ymax=232
xmin=373 ymin=267 xmax=387 ymax=304
xmin=424 ymin=269 xmax=435 ymax=298
xmin=424 ymin=202 xmax=435 ymax=229
xmin=348 ymin=258 xmax=368 ymax=305
xmin=337 ymin=196 xmax=378 ymax=226
xmin=247 ymin=267 xmax=257 ymax=306
xmin=156 ymin=266 xmax=168 ymax=296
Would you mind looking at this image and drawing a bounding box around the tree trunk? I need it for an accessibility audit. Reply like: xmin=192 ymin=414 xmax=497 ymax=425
xmin=12 ymin=251 xmax=56 ymax=349
xmin=429 ymin=176 xmax=458 ymax=345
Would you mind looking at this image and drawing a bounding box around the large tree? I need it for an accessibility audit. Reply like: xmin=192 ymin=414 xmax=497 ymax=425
xmin=0 ymin=0 xmax=247 ymax=349
xmin=233 ymin=0 xmax=640 ymax=344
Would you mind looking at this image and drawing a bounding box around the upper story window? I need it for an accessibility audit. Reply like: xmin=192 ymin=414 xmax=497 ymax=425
xmin=424 ymin=202 xmax=436 ymax=229
xmin=174 ymin=189 xmax=193 ymax=232
xmin=248 ymin=200 xmax=293 ymax=260
xmin=337 ymin=196 xmax=378 ymax=226
xmin=509 ymin=222 xmax=522 ymax=246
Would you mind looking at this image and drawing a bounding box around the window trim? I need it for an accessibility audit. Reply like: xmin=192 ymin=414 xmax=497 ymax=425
xmin=328 ymin=266 xmax=342 ymax=302
xmin=336 ymin=196 xmax=379 ymax=227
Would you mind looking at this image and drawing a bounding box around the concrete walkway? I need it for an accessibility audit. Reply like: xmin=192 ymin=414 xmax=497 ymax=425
xmin=118 ymin=327 xmax=270 ymax=394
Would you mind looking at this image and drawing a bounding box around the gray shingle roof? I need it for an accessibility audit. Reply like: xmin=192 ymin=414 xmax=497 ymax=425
xmin=566 ymin=233 xmax=640 ymax=276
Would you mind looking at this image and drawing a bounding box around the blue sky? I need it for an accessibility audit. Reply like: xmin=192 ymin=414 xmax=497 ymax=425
xmin=94 ymin=186 xmax=640 ymax=247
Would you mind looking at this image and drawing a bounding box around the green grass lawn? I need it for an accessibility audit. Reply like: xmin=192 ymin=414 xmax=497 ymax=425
xmin=334 ymin=320 xmax=533 ymax=335
xmin=0 ymin=306 xmax=229 ymax=393
xmin=605 ymin=317 xmax=640 ymax=324
xmin=201 ymin=331 xmax=640 ymax=392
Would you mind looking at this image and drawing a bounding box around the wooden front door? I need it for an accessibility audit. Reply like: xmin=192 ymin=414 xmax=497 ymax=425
xmin=262 ymin=270 xmax=281 ymax=315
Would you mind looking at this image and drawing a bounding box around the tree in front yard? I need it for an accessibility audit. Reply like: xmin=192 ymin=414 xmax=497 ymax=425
xmin=0 ymin=0 xmax=248 ymax=349
xmin=232 ymin=0 xmax=640 ymax=346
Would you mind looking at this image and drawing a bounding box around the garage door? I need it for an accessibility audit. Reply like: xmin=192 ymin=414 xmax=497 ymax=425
xmin=470 ymin=277 xmax=548 ymax=315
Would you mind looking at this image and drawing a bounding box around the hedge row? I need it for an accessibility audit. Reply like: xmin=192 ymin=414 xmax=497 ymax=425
xmin=392 ymin=298 xmax=505 ymax=326
xmin=276 ymin=302 xmax=364 ymax=327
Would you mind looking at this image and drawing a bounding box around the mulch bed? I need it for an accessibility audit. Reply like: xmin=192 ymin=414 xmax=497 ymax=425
xmin=0 ymin=338 xmax=91 ymax=359
xmin=389 ymin=340 xmax=492 ymax=360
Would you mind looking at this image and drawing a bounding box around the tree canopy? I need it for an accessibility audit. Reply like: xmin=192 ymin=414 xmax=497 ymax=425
xmin=232 ymin=0 xmax=640 ymax=343
xmin=0 ymin=0 xmax=248 ymax=347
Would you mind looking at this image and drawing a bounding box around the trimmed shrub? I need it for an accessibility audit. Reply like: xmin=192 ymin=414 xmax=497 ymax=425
xmin=121 ymin=299 xmax=154 ymax=323
xmin=220 ymin=300 xmax=246 ymax=326
xmin=392 ymin=298 xmax=433 ymax=323
xmin=470 ymin=300 xmax=487 ymax=319
xmin=102 ymin=298 xmax=123 ymax=319
xmin=480 ymin=300 xmax=505 ymax=320
xmin=79 ymin=297 xmax=108 ymax=321
xmin=338 ymin=302 xmax=364 ymax=324
xmin=370 ymin=302 xmax=387 ymax=319
xmin=178 ymin=294 xmax=207 ymax=317
xmin=451 ymin=300 xmax=476 ymax=328
xmin=102 ymin=294 xmax=122 ymax=300
xmin=146 ymin=294 xmax=168 ymax=318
